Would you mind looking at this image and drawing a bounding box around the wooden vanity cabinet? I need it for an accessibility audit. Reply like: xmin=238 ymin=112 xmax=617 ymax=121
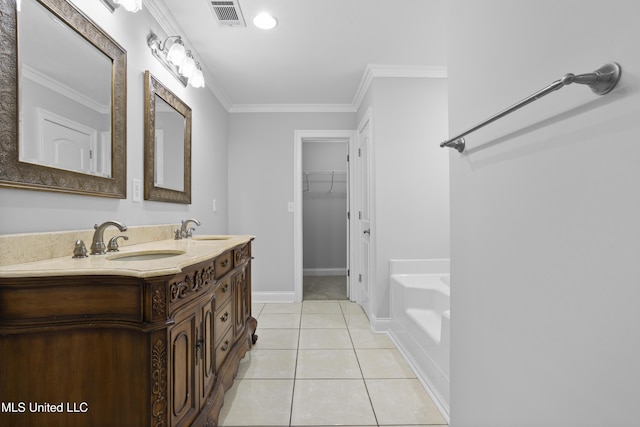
xmin=0 ymin=240 xmax=256 ymax=427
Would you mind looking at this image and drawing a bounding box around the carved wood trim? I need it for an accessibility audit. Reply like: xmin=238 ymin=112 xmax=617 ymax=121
xmin=233 ymin=244 xmax=250 ymax=266
xmin=169 ymin=264 xmax=214 ymax=303
xmin=233 ymin=269 xmax=247 ymax=336
xmin=151 ymin=335 xmax=168 ymax=427
xmin=152 ymin=283 xmax=167 ymax=320
xmin=233 ymin=269 xmax=246 ymax=288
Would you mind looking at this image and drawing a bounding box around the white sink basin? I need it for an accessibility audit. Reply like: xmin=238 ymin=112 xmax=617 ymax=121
xmin=107 ymin=250 xmax=185 ymax=261
xmin=192 ymin=235 xmax=233 ymax=241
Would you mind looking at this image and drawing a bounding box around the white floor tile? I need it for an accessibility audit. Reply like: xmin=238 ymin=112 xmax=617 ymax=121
xmin=296 ymin=349 xmax=362 ymax=379
xmin=257 ymin=313 xmax=301 ymax=329
xmin=366 ymin=378 xmax=447 ymax=425
xmin=252 ymin=328 xmax=299 ymax=350
xmin=298 ymin=328 xmax=353 ymax=349
xmin=251 ymin=303 xmax=265 ymax=316
xmin=301 ymin=313 xmax=347 ymax=329
xmin=302 ymin=300 xmax=343 ymax=313
xmin=339 ymin=300 xmax=364 ymax=314
xmin=290 ymin=379 xmax=377 ymax=426
xmin=236 ymin=349 xmax=297 ymax=379
xmin=349 ymin=328 xmax=396 ymax=349
xmin=356 ymin=348 xmax=417 ymax=378
xmin=344 ymin=311 xmax=371 ymax=329
xmin=218 ymin=379 xmax=293 ymax=426
xmin=261 ymin=302 xmax=302 ymax=314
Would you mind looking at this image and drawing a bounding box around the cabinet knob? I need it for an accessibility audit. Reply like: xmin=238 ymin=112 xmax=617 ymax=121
xmin=220 ymin=312 xmax=229 ymax=322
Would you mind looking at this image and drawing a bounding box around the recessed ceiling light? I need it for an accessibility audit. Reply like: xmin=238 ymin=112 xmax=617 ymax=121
xmin=253 ymin=12 xmax=278 ymax=30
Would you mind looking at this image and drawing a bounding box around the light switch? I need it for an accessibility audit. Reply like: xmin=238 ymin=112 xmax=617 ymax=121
xmin=132 ymin=179 xmax=141 ymax=202
xmin=212 ymin=199 xmax=217 ymax=212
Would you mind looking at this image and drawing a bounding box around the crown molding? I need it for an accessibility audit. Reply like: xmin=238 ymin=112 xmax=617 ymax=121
xmin=228 ymin=65 xmax=447 ymax=113
xmin=22 ymin=64 xmax=110 ymax=114
xmin=228 ymin=104 xmax=356 ymax=114
xmin=351 ymin=64 xmax=447 ymax=111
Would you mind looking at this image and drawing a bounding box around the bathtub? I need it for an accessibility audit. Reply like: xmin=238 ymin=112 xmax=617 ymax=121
xmin=389 ymin=259 xmax=450 ymax=419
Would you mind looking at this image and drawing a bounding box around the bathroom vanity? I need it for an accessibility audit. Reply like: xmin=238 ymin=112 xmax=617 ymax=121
xmin=0 ymin=234 xmax=256 ymax=427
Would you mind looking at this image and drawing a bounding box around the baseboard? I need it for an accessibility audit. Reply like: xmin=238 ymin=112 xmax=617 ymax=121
xmin=303 ymin=268 xmax=347 ymax=276
xmin=251 ymin=291 xmax=297 ymax=303
xmin=370 ymin=315 xmax=391 ymax=333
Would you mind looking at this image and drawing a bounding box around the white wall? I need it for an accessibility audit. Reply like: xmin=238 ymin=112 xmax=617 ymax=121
xmin=0 ymin=1 xmax=229 ymax=235
xmin=302 ymin=140 xmax=348 ymax=273
xmin=447 ymin=1 xmax=640 ymax=426
xmin=227 ymin=112 xmax=355 ymax=300
xmin=357 ymin=77 xmax=450 ymax=319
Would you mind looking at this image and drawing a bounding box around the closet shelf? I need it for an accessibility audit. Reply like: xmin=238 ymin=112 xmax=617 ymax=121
xmin=303 ymin=170 xmax=346 ymax=193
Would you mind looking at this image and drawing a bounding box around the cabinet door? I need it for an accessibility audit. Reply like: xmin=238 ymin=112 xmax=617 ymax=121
xmin=199 ymin=293 xmax=216 ymax=406
xmin=169 ymin=309 xmax=198 ymax=427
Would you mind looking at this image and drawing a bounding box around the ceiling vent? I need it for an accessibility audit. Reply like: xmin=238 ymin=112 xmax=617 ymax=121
xmin=208 ymin=0 xmax=246 ymax=27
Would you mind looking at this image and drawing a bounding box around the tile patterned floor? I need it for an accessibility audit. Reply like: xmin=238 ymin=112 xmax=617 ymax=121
xmin=218 ymin=300 xmax=448 ymax=426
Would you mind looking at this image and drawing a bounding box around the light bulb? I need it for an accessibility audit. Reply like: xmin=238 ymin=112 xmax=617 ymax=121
xmin=179 ymin=56 xmax=196 ymax=78
xmin=166 ymin=41 xmax=186 ymax=66
xmin=114 ymin=0 xmax=142 ymax=13
xmin=189 ymin=69 xmax=205 ymax=88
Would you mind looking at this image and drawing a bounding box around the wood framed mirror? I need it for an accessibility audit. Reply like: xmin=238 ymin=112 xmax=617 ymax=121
xmin=144 ymin=71 xmax=192 ymax=204
xmin=0 ymin=0 xmax=127 ymax=198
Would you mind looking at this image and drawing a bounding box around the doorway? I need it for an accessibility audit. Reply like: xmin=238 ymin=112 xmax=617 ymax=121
xmin=302 ymin=139 xmax=348 ymax=300
xmin=293 ymin=130 xmax=356 ymax=303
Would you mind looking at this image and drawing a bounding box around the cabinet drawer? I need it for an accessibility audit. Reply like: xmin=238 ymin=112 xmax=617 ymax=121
xmin=234 ymin=243 xmax=251 ymax=267
xmin=214 ymin=276 xmax=232 ymax=309
xmin=167 ymin=259 xmax=215 ymax=314
xmin=214 ymin=251 xmax=233 ymax=279
xmin=214 ymin=300 xmax=232 ymax=345
xmin=215 ymin=327 xmax=234 ymax=371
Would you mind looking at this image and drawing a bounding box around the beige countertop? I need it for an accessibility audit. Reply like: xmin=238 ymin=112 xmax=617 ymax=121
xmin=0 ymin=235 xmax=253 ymax=279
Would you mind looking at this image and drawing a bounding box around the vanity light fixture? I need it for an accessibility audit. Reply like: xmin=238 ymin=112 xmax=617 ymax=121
xmin=147 ymin=32 xmax=205 ymax=88
xmin=100 ymin=0 xmax=142 ymax=13
xmin=253 ymin=12 xmax=278 ymax=30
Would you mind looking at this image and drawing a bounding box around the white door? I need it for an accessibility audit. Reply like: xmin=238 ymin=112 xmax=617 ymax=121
xmin=356 ymin=114 xmax=372 ymax=318
xmin=43 ymin=119 xmax=93 ymax=173
xmin=37 ymin=109 xmax=97 ymax=175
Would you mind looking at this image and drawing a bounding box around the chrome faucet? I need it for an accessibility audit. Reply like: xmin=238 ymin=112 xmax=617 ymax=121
xmin=176 ymin=218 xmax=201 ymax=239
xmin=91 ymin=221 xmax=128 ymax=255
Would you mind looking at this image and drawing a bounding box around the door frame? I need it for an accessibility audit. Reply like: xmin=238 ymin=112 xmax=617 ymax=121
xmin=294 ymin=130 xmax=356 ymax=302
